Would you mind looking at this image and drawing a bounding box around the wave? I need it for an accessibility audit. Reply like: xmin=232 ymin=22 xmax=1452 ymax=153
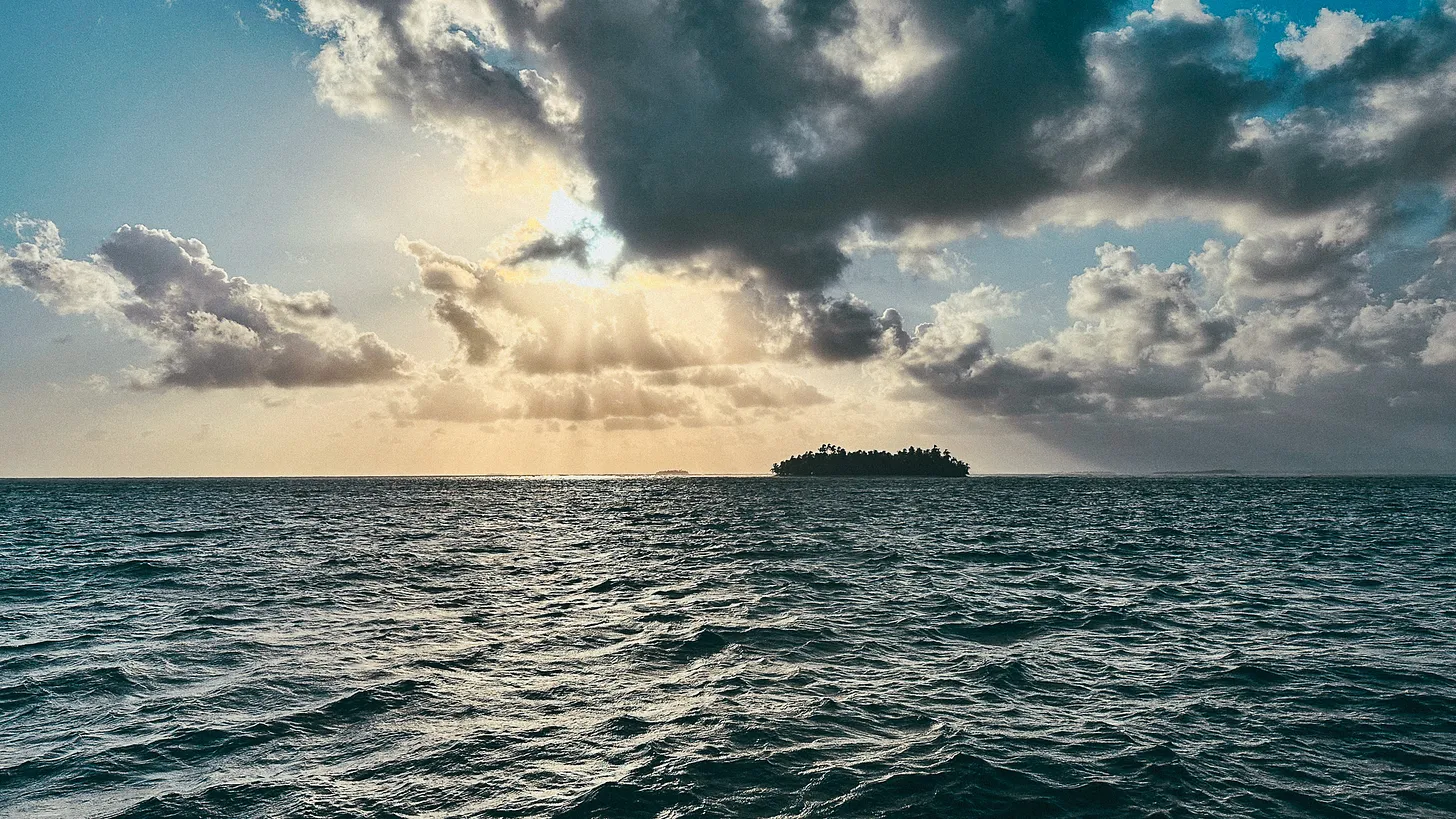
xmin=1 ymin=476 xmax=1453 ymax=818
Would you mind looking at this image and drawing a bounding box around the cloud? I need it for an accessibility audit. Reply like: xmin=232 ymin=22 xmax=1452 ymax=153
xmin=431 ymin=296 xmax=500 ymax=364
xmin=293 ymin=1 xmax=1456 ymax=297
xmin=888 ymin=240 xmax=1456 ymax=423
xmin=1145 ymin=0 xmax=1213 ymax=23
xmin=646 ymin=366 xmax=829 ymax=409
xmin=504 ymin=230 xmax=591 ymax=267
xmin=1006 ymin=366 xmax=1456 ymax=472
xmin=840 ymin=222 xmax=981 ymax=281
xmin=784 ymin=293 xmax=890 ymax=362
xmin=0 ymin=218 xmax=129 ymax=315
xmin=29 ymin=0 xmax=1454 ymax=470
xmin=303 ymin=0 xmax=560 ymax=137
xmin=518 ymin=374 xmax=692 ymax=421
xmin=297 ymin=0 xmax=1124 ymax=290
xmin=388 ymin=223 xmax=847 ymax=425
xmin=1194 ymin=220 xmax=1378 ymax=305
xmin=399 ymin=217 xmax=923 ymax=370
xmin=1 ymin=218 xmax=411 ymax=389
xmin=398 ymin=231 xmax=724 ymax=373
xmin=1062 ymin=244 xmax=1235 ymax=365
xmin=1422 ymin=311 xmax=1456 ymax=364
xmin=1277 ymin=10 xmax=1374 ymax=71
xmin=393 ymin=364 xmax=828 ymax=427
xmin=897 ymin=284 xmax=1019 ymax=378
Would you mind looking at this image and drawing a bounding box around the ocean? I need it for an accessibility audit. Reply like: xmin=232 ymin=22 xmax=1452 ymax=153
xmin=2 ymin=476 xmax=1454 ymax=818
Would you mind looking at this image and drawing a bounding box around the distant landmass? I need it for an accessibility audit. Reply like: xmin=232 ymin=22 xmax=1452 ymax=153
xmin=654 ymin=470 xmax=690 ymax=476
xmin=1152 ymin=469 xmax=1241 ymax=476
xmin=772 ymin=445 xmax=970 ymax=477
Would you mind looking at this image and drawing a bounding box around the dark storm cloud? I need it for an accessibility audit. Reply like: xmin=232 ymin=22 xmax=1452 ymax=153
xmin=1050 ymin=12 xmax=1273 ymax=199
xmin=504 ymin=231 xmax=591 ymax=267
xmin=1057 ymin=8 xmax=1456 ymax=223
xmin=1297 ymin=8 xmax=1456 ymax=93
xmin=303 ymin=0 xmax=1456 ymax=304
xmin=304 ymin=0 xmax=1125 ymax=292
xmin=879 ymin=307 xmax=913 ymax=353
xmin=788 ymin=294 xmax=889 ymax=362
xmin=533 ymin=0 xmax=1119 ymax=290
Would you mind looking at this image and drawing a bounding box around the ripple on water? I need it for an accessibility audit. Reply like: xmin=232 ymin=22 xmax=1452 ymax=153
xmin=0 ymin=476 xmax=1454 ymax=818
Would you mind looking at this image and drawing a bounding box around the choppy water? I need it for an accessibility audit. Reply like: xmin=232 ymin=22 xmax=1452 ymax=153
xmin=2 ymin=477 xmax=1455 ymax=818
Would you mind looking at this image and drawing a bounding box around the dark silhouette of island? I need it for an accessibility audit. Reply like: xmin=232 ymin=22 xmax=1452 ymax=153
xmin=772 ymin=444 xmax=970 ymax=477
xmin=654 ymin=470 xmax=690 ymax=476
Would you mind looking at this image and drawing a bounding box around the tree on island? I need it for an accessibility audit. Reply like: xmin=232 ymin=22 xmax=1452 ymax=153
xmin=771 ymin=444 xmax=970 ymax=477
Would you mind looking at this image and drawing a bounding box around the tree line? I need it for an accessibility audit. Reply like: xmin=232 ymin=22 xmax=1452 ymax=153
xmin=771 ymin=444 xmax=970 ymax=477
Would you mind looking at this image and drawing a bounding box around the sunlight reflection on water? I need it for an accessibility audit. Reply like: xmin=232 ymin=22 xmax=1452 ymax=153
xmin=1 ymin=477 xmax=1454 ymax=818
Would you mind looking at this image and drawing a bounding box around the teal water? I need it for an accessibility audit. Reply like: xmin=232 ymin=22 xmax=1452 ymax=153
xmin=2 ymin=477 xmax=1454 ymax=817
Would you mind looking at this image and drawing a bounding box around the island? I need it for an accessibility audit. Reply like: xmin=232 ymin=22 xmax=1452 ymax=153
xmin=772 ymin=444 xmax=970 ymax=477
xmin=654 ymin=470 xmax=690 ymax=476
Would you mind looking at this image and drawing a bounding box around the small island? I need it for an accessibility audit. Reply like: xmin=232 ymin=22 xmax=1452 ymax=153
xmin=772 ymin=444 xmax=970 ymax=477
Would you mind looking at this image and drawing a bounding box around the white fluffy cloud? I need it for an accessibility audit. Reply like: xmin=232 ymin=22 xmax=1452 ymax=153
xmin=889 ymin=238 xmax=1456 ymax=420
xmin=1277 ymin=9 xmax=1374 ymax=71
xmin=1 ymin=219 xmax=411 ymax=389
xmin=1192 ymin=227 xmax=1372 ymax=306
xmin=1143 ymin=0 xmax=1213 ymax=23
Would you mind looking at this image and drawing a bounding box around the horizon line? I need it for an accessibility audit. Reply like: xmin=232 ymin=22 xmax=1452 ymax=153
xmin=3 ymin=471 xmax=1455 ymax=480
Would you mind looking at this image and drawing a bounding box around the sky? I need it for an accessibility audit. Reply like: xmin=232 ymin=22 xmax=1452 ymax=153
xmin=3 ymin=0 xmax=1456 ymax=476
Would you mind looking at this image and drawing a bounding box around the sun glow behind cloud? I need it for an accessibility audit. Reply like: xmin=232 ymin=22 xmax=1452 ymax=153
xmin=534 ymin=191 xmax=623 ymax=288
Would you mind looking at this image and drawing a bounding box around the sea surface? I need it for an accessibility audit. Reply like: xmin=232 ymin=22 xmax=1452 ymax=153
xmin=2 ymin=476 xmax=1455 ymax=818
